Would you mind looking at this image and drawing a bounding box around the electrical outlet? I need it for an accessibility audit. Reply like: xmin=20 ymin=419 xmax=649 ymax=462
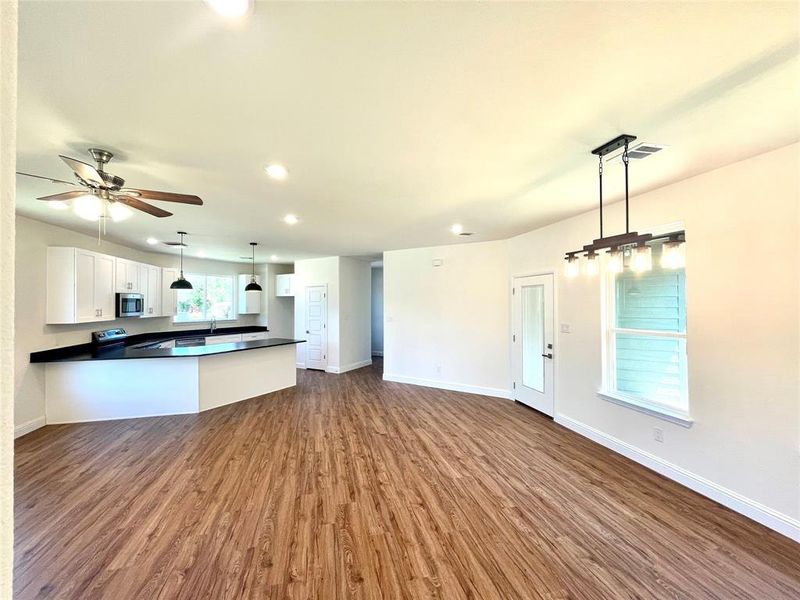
xmin=653 ymin=427 xmax=664 ymax=443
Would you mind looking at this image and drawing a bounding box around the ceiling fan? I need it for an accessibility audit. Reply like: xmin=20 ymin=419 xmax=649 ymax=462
xmin=16 ymin=147 xmax=203 ymax=222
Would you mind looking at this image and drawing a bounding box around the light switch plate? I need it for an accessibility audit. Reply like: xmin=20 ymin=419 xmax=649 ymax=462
xmin=432 ymin=259 xmax=443 ymax=267
xmin=560 ymin=323 xmax=571 ymax=333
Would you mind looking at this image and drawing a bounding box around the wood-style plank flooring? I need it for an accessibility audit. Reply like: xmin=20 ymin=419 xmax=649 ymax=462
xmin=14 ymin=361 xmax=800 ymax=599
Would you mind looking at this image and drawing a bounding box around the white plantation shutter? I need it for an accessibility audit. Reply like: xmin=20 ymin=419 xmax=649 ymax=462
xmin=608 ymin=243 xmax=688 ymax=410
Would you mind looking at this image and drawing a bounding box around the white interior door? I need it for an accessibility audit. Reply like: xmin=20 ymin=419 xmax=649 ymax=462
xmin=305 ymin=285 xmax=328 ymax=371
xmin=512 ymin=274 xmax=555 ymax=416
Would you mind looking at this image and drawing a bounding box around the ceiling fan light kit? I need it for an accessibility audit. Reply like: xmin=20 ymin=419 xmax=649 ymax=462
xmin=564 ymin=134 xmax=685 ymax=278
xmin=169 ymin=231 xmax=193 ymax=290
xmin=244 ymin=242 xmax=263 ymax=292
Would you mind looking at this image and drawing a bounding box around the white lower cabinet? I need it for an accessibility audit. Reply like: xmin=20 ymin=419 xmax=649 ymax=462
xmin=48 ymin=247 xmax=116 ymax=324
xmin=205 ymin=334 xmax=243 ymax=345
xmin=242 ymin=332 xmax=267 ymax=342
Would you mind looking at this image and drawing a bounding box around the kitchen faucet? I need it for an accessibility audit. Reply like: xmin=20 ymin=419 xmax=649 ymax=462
xmin=209 ymin=316 xmax=217 ymax=334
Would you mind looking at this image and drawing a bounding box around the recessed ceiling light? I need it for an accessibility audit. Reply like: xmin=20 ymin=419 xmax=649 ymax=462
xmin=197 ymin=251 xmax=207 ymax=258
xmin=265 ymin=164 xmax=288 ymax=180
xmin=205 ymin=0 xmax=251 ymax=18
xmin=146 ymin=237 xmax=158 ymax=245
xmin=283 ymin=214 xmax=298 ymax=225
xmin=450 ymin=223 xmax=464 ymax=235
xmin=270 ymin=254 xmax=278 ymax=261
xmin=48 ymin=200 xmax=69 ymax=210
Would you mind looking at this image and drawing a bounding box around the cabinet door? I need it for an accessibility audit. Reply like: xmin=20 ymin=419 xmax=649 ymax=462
xmin=95 ymin=254 xmax=116 ymax=321
xmin=115 ymin=258 xmax=132 ymax=292
xmin=145 ymin=265 xmax=162 ymax=317
xmin=76 ymin=250 xmax=99 ymax=322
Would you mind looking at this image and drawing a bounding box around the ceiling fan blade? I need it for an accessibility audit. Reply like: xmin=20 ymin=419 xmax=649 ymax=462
xmin=59 ymin=155 xmax=104 ymax=186
xmin=121 ymin=188 xmax=203 ymax=205
xmin=17 ymin=171 xmax=79 ymax=186
xmin=37 ymin=190 xmax=87 ymax=202
xmin=114 ymin=196 xmax=173 ymax=218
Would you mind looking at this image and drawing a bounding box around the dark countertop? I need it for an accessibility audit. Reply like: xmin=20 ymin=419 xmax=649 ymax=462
xmin=30 ymin=326 xmax=305 ymax=363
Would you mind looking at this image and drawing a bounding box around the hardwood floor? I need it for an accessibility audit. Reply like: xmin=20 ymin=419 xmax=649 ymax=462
xmin=14 ymin=361 xmax=800 ymax=599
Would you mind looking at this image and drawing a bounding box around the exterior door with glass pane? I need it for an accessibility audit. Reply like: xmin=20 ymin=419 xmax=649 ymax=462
xmin=512 ymin=274 xmax=555 ymax=416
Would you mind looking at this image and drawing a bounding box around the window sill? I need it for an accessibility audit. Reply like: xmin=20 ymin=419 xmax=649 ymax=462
xmin=172 ymin=318 xmax=238 ymax=326
xmin=597 ymin=390 xmax=694 ymax=428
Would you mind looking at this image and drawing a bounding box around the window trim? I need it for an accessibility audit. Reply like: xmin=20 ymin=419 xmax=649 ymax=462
xmin=599 ymin=223 xmax=692 ymax=427
xmin=173 ymin=272 xmax=238 ymax=324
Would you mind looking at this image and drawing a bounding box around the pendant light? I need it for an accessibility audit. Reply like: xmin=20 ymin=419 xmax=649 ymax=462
xmin=244 ymin=242 xmax=263 ymax=292
xmin=170 ymin=231 xmax=193 ymax=290
xmin=564 ymin=134 xmax=685 ymax=277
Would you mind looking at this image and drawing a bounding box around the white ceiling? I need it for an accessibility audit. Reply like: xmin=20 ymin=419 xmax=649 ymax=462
xmin=15 ymin=1 xmax=800 ymax=263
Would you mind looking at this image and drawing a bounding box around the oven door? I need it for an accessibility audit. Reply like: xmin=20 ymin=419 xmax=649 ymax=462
xmin=116 ymin=293 xmax=144 ymax=317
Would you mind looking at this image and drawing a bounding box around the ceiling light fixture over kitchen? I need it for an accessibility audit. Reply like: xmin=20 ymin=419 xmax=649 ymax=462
xmin=265 ymin=164 xmax=288 ymax=180
xmin=245 ymin=242 xmax=263 ymax=292
xmin=270 ymin=254 xmax=278 ymax=261
xmin=146 ymin=237 xmax=158 ymax=245
xmin=283 ymin=214 xmax=298 ymax=225
xmin=205 ymin=0 xmax=251 ymax=18
xmin=564 ymin=134 xmax=685 ymax=278
xmin=450 ymin=223 xmax=463 ymax=235
xmin=169 ymin=232 xmax=193 ymax=290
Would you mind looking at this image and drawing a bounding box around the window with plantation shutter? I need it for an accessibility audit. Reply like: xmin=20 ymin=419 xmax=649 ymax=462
xmin=602 ymin=240 xmax=690 ymax=423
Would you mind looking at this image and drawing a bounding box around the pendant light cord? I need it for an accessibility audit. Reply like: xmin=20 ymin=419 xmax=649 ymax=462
xmin=623 ymin=141 xmax=630 ymax=234
xmin=179 ymin=232 xmax=185 ymax=277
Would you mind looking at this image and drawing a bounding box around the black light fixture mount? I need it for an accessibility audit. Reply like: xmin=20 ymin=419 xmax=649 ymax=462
xmin=244 ymin=242 xmax=263 ymax=292
xmin=169 ymin=231 xmax=193 ymax=290
xmin=564 ymin=134 xmax=685 ymax=277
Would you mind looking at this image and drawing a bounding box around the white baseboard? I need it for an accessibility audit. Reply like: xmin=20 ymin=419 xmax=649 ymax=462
xmin=296 ymin=362 xmax=306 ymax=369
xmin=555 ymin=414 xmax=800 ymax=543
xmin=327 ymin=359 xmax=372 ymax=374
xmin=382 ymin=372 xmax=511 ymax=399
xmin=14 ymin=416 xmax=46 ymax=438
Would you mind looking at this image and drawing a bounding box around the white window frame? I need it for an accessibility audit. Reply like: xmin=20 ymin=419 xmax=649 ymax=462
xmin=599 ymin=223 xmax=693 ymax=427
xmin=173 ymin=272 xmax=238 ymax=324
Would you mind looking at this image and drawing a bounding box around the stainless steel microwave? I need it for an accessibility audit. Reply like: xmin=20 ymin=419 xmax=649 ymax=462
xmin=116 ymin=293 xmax=144 ymax=318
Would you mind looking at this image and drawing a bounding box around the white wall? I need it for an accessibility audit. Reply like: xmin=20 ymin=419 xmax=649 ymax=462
xmin=371 ymin=266 xmax=383 ymax=356
xmin=339 ymin=257 xmax=372 ymax=371
xmin=383 ymin=240 xmax=510 ymax=397
xmin=383 ymin=143 xmax=800 ymax=538
xmin=294 ymin=256 xmax=340 ymax=370
xmin=259 ymin=262 xmax=294 ymax=338
xmin=14 ymin=215 xmax=263 ymax=432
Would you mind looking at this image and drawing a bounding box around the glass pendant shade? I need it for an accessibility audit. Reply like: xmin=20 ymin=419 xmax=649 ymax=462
xmin=73 ymin=194 xmax=103 ymax=221
xmin=585 ymin=252 xmax=599 ymax=276
xmin=108 ymin=201 xmax=133 ymax=222
xmin=606 ymin=248 xmax=623 ymax=274
xmin=564 ymin=255 xmax=580 ymax=278
xmin=660 ymin=240 xmax=685 ymax=269
xmin=631 ymin=244 xmax=653 ymax=273
xmin=170 ymin=232 xmax=193 ymax=290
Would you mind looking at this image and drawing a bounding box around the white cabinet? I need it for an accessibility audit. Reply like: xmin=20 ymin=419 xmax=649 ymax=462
xmin=47 ymin=247 xmax=116 ymax=324
xmin=242 ymin=332 xmax=267 ymax=342
xmin=161 ymin=267 xmax=179 ymax=317
xmin=275 ymin=273 xmax=295 ymax=297
xmin=141 ymin=264 xmax=162 ymax=318
xmin=205 ymin=334 xmax=242 ymax=345
xmin=115 ymin=258 xmax=142 ymax=293
xmin=238 ymin=274 xmax=262 ymax=314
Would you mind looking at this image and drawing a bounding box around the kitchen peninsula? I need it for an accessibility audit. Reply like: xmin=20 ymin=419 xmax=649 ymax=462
xmin=31 ymin=326 xmax=305 ymax=424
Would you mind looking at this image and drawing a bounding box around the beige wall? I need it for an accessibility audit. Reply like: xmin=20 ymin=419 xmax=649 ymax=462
xmin=339 ymin=256 xmax=372 ymax=370
xmin=14 ymin=215 xmax=266 ymax=431
xmin=384 ymin=143 xmax=800 ymax=534
xmin=260 ymin=262 xmax=295 ymax=338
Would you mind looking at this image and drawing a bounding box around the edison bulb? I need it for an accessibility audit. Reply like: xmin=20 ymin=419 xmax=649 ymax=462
xmin=585 ymin=253 xmax=599 ymax=276
xmin=661 ymin=241 xmax=685 ymax=269
xmin=564 ymin=256 xmax=580 ymax=278
xmin=606 ymin=249 xmax=623 ymax=274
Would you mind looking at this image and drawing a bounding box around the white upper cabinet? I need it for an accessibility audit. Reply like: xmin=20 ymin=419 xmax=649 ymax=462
xmin=275 ymin=273 xmax=295 ymax=297
xmin=47 ymin=247 xmax=116 ymax=324
xmin=161 ymin=267 xmax=179 ymax=317
xmin=115 ymin=257 xmax=142 ymax=293
xmin=141 ymin=264 xmax=162 ymax=318
xmin=238 ymin=274 xmax=262 ymax=314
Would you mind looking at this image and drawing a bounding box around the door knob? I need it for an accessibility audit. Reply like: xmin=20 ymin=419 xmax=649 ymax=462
xmin=541 ymin=353 xmax=553 ymax=359
xmin=306 ymin=330 xmax=310 ymax=334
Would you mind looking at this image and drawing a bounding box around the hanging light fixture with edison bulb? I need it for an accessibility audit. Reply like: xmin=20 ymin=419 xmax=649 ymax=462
xmin=564 ymin=134 xmax=685 ymax=278
xmin=170 ymin=231 xmax=193 ymax=290
xmin=244 ymin=242 xmax=263 ymax=292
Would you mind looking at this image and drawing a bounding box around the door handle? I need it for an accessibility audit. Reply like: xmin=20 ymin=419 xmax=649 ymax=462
xmin=306 ymin=330 xmax=310 ymax=334
xmin=541 ymin=353 xmax=553 ymax=359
